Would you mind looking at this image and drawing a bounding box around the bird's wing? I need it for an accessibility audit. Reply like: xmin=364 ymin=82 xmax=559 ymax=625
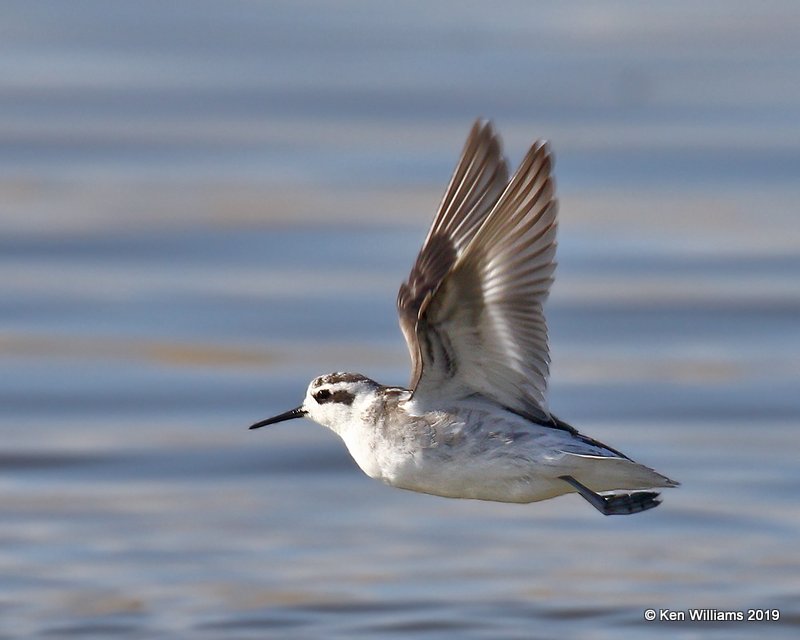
xmin=397 ymin=119 xmax=509 ymax=390
xmin=398 ymin=128 xmax=557 ymax=421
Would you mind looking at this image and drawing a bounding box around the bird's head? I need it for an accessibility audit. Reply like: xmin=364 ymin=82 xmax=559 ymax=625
xmin=249 ymin=372 xmax=380 ymax=435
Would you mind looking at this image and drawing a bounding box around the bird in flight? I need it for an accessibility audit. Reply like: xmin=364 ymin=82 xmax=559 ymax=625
xmin=250 ymin=120 xmax=677 ymax=515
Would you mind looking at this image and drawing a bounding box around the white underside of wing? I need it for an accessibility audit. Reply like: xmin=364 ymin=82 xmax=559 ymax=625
xmin=397 ymin=120 xmax=510 ymax=392
xmin=412 ymin=140 xmax=558 ymax=420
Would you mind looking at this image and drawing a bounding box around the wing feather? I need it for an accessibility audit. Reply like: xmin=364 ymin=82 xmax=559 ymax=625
xmin=399 ymin=130 xmax=558 ymax=420
xmin=397 ymin=120 xmax=509 ymax=388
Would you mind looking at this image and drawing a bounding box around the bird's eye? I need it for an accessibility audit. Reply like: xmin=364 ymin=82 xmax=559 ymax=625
xmin=314 ymin=389 xmax=332 ymax=403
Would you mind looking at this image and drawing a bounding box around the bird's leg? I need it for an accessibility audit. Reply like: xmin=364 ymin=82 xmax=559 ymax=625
xmin=559 ymin=475 xmax=661 ymax=516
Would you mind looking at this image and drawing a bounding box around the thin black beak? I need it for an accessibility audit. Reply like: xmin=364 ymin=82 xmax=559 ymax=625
xmin=249 ymin=406 xmax=306 ymax=430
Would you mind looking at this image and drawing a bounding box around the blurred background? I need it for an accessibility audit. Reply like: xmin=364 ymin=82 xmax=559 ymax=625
xmin=1 ymin=1 xmax=799 ymax=638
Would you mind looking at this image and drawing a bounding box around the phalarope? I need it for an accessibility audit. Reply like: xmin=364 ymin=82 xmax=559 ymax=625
xmin=250 ymin=120 xmax=677 ymax=515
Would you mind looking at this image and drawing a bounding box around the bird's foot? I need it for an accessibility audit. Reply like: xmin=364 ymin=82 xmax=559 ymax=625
xmin=559 ymin=475 xmax=661 ymax=516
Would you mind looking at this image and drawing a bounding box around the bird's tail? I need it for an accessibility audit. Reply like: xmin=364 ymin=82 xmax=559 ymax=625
xmin=564 ymin=455 xmax=679 ymax=493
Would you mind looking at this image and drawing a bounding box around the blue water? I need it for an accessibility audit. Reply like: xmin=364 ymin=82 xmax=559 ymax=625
xmin=2 ymin=2 xmax=800 ymax=638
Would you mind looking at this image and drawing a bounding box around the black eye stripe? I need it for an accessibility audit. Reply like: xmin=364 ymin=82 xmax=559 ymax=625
xmin=313 ymin=389 xmax=355 ymax=406
xmin=331 ymin=390 xmax=355 ymax=405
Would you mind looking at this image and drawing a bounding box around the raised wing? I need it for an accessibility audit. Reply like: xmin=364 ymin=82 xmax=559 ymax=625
xmin=398 ymin=126 xmax=557 ymax=421
xmin=397 ymin=119 xmax=509 ymax=389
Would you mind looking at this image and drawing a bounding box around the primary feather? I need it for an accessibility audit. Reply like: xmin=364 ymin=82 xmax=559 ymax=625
xmin=398 ymin=121 xmax=557 ymax=422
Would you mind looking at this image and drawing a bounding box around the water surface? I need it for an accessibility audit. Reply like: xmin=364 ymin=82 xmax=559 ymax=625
xmin=1 ymin=2 xmax=799 ymax=638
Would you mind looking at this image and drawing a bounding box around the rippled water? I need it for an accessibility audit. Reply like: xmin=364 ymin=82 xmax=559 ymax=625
xmin=2 ymin=2 xmax=800 ymax=638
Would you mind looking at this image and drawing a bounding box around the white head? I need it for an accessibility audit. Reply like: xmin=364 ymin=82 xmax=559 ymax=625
xmin=249 ymin=372 xmax=380 ymax=436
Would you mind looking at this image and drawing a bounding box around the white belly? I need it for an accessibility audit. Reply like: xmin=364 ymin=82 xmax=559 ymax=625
xmin=346 ymin=432 xmax=566 ymax=504
xmin=385 ymin=450 xmax=570 ymax=503
xmin=336 ymin=404 xmax=667 ymax=503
